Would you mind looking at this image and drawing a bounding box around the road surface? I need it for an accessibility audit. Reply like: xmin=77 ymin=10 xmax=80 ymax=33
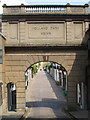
xmin=25 ymin=69 xmax=71 ymax=119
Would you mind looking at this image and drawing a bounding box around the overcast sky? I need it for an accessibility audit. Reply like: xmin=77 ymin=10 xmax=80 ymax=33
xmin=0 ymin=0 xmax=90 ymax=13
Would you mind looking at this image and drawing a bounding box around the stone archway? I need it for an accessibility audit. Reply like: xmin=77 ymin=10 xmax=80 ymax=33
xmin=4 ymin=48 xmax=87 ymax=111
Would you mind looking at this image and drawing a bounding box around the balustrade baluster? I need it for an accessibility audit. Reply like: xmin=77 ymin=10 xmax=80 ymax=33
xmin=47 ymin=7 xmax=49 ymax=13
xmin=44 ymin=7 xmax=46 ymax=13
xmin=37 ymin=7 xmax=39 ymax=12
xmin=25 ymin=5 xmax=67 ymax=13
xmin=52 ymin=7 xmax=54 ymax=12
xmin=42 ymin=7 xmax=44 ymax=13
xmin=31 ymin=7 xmax=33 ymax=13
xmin=39 ymin=7 xmax=41 ymax=13
xmin=58 ymin=7 xmax=60 ymax=12
xmin=55 ymin=7 xmax=57 ymax=12
xmin=35 ymin=7 xmax=36 ymax=13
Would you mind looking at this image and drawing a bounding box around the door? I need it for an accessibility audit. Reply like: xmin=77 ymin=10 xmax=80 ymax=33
xmin=7 ymin=83 xmax=16 ymax=111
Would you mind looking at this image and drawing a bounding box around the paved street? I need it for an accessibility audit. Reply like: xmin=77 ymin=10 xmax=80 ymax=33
xmin=25 ymin=69 xmax=71 ymax=119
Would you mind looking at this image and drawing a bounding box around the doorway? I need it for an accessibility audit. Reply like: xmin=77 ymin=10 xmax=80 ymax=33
xmin=7 ymin=83 xmax=16 ymax=111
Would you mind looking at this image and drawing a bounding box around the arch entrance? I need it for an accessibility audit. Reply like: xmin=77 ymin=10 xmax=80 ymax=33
xmin=25 ymin=62 xmax=67 ymax=117
xmin=4 ymin=47 xmax=87 ymax=112
xmin=25 ymin=62 xmax=67 ymax=92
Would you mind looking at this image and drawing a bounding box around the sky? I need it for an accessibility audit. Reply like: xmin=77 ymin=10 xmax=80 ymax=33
xmin=0 ymin=0 xmax=90 ymax=13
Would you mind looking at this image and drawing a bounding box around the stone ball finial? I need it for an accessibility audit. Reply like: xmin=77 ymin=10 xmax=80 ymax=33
xmin=3 ymin=4 xmax=7 ymax=7
xmin=66 ymin=3 xmax=70 ymax=5
xmin=21 ymin=3 xmax=25 ymax=6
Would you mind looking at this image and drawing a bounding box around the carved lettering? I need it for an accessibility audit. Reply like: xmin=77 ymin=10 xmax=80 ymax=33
xmin=50 ymin=26 xmax=59 ymax=30
xmin=32 ymin=26 xmax=59 ymax=31
xmin=28 ymin=23 xmax=65 ymax=40
xmin=32 ymin=26 xmax=48 ymax=30
xmin=41 ymin=32 xmax=51 ymax=35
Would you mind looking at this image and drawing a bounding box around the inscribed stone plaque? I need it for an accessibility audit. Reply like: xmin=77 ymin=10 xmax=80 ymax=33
xmin=28 ymin=23 xmax=65 ymax=40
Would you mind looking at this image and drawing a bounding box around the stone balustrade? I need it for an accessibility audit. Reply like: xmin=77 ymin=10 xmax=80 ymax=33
xmin=3 ymin=4 xmax=89 ymax=15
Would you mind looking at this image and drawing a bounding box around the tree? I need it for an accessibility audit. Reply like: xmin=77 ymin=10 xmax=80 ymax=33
xmin=31 ymin=64 xmax=38 ymax=77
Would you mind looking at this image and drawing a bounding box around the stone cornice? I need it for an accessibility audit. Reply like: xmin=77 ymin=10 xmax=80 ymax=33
xmin=3 ymin=4 xmax=89 ymax=8
xmin=2 ymin=14 xmax=90 ymax=22
xmin=5 ymin=46 xmax=87 ymax=54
